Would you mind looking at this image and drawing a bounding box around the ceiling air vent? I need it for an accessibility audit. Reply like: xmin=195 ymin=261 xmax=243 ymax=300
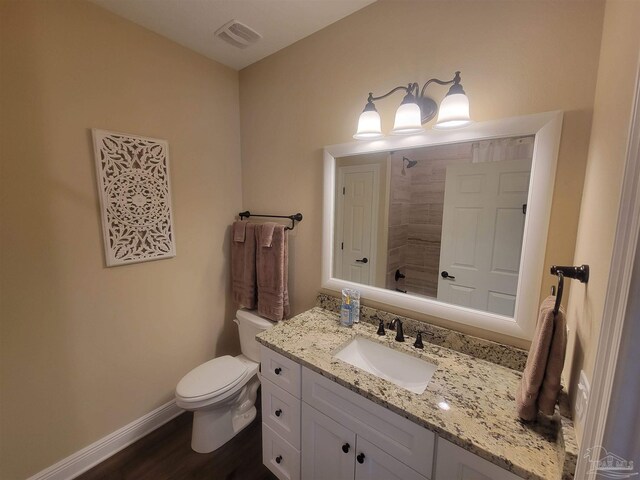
xmin=215 ymin=20 xmax=261 ymax=49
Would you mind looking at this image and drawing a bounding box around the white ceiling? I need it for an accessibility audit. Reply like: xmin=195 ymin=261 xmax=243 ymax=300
xmin=90 ymin=0 xmax=376 ymax=70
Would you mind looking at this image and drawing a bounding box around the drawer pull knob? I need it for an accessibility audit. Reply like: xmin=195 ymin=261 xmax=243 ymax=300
xmin=275 ymin=455 xmax=283 ymax=464
xmin=274 ymin=367 xmax=282 ymax=375
xmin=357 ymin=453 xmax=365 ymax=464
xmin=342 ymin=443 xmax=350 ymax=453
xmin=275 ymin=409 xmax=282 ymax=417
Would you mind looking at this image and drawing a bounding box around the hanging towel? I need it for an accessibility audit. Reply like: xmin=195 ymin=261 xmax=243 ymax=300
xmin=256 ymin=223 xmax=289 ymax=321
xmin=516 ymin=295 xmax=567 ymax=421
xmin=231 ymin=221 xmax=257 ymax=309
xmin=233 ymin=221 xmax=247 ymax=243
xmin=259 ymin=222 xmax=276 ymax=247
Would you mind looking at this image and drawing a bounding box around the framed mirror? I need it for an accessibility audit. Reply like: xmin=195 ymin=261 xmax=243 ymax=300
xmin=323 ymin=111 xmax=563 ymax=340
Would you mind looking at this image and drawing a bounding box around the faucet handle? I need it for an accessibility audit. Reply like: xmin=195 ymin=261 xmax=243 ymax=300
xmin=388 ymin=319 xmax=396 ymax=331
xmin=413 ymin=332 xmax=424 ymax=349
xmin=376 ymin=318 xmax=385 ymax=336
xmin=394 ymin=319 xmax=404 ymax=343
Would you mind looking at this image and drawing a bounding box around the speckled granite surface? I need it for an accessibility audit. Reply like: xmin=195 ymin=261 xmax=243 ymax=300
xmin=558 ymin=393 xmax=579 ymax=480
xmin=316 ymin=293 xmax=529 ymax=371
xmin=258 ymin=307 xmax=576 ymax=480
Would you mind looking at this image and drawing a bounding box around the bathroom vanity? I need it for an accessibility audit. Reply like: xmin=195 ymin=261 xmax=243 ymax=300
xmin=257 ymin=301 xmax=576 ymax=480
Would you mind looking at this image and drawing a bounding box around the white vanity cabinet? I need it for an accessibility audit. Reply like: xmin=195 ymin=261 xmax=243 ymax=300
xmin=260 ymin=345 xmax=523 ymax=480
xmin=260 ymin=346 xmax=302 ymax=480
xmin=434 ymin=438 xmax=522 ymax=480
xmin=301 ymin=367 xmax=434 ymax=478
xmin=301 ymin=402 xmax=356 ymax=480
xmin=301 ymin=403 xmax=429 ymax=480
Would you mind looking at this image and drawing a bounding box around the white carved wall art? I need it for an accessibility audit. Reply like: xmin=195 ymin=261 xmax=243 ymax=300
xmin=92 ymin=129 xmax=176 ymax=266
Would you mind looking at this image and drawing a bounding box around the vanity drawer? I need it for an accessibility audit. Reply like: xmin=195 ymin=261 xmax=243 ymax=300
xmin=263 ymin=422 xmax=301 ymax=480
xmin=261 ymin=377 xmax=301 ymax=449
xmin=260 ymin=345 xmax=301 ymax=397
xmin=302 ymin=367 xmax=435 ymax=477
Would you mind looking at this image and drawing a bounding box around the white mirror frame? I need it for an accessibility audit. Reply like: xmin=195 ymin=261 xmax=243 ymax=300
xmin=323 ymin=111 xmax=563 ymax=340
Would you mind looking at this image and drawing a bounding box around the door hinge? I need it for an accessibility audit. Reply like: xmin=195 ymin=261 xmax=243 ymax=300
xmin=522 ymin=204 xmax=527 ymax=214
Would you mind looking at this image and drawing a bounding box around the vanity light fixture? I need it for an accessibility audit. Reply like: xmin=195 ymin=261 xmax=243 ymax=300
xmin=353 ymin=71 xmax=472 ymax=140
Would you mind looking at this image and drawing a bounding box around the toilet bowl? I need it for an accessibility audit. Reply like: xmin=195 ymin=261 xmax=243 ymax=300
xmin=175 ymin=309 xmax=274 ymax=453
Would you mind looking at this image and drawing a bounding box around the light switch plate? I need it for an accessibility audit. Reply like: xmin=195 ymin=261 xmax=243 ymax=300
xmin=576 ymin=370 xmax=590 ymax=428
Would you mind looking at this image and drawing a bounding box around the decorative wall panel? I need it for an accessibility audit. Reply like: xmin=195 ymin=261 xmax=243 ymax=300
xmin=92 ymin=129 xmax=176 ymax=266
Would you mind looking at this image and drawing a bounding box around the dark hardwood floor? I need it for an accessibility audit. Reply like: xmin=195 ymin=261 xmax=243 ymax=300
xmin=78 ymin=400 xmax=277 ymax=480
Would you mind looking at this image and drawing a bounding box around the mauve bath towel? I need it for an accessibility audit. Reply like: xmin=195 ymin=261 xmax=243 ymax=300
xmin=256 ymin=223 xmax=289 ymax=321
xmin=516 ymin=295 xmax=567 ymax=421
xmin=231 ymin=221 xmax=257 ymax=309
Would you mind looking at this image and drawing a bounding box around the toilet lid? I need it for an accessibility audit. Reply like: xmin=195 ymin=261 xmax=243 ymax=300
xmin=176 ymin=356 xmax=248 ymax=399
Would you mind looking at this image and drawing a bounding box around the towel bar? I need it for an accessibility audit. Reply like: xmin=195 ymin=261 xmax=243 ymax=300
xmin=550 ymin=264 xmax=590 ymax=315
xmin=238 ymin=211 xmax=303 ymax=231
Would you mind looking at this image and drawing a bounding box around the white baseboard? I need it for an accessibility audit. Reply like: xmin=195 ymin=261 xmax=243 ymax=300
xmin=27 ymin=400 xmax=183 ymax=480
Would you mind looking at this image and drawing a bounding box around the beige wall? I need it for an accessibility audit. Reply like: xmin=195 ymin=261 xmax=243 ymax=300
xmin=564 ymin=0 xmax=640 ymax=442
xmin=240 ymin=0 xmax=604 ymax=347
xmin=0 ymin=2 xmax=242 ymax=478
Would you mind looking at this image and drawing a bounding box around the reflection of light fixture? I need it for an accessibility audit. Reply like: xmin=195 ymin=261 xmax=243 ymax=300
xmin=401 ymin=156 xmax=418 ymax=176
xmin=437 ymin=401 xmax=451 ymax=411
xmin=354 ymin=71 xmax=472 ymax=140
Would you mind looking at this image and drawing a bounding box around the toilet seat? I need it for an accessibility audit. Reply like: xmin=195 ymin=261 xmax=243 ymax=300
xmin=176 ymin=356 xmax=249 ymax=405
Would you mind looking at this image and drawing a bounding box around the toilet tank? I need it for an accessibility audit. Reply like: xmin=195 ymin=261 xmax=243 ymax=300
xmin=235 ymin=309 xmax=274 ymax=362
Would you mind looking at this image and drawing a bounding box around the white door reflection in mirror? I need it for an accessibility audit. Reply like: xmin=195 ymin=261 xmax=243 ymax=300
xmin=335 ymin=165 xmax=380 ymax=285
xmin=438 ymin=158 xmax=531 ymax=316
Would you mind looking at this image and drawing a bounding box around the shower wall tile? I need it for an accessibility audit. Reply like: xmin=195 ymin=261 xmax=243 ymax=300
xmin=405 ymin=265 xmax=438 ymax=297
xmin=408 ymin=224 xmax=442 ymax=243
xmin=425 ymin=206 xmax=443 ymax=226
xmin=410 ymin=190 xmax=445 ymax=205
xmin=406 ymin=242 xmax=441 ymax=267
xmin=391 ymin=184 xmax=411 ymax=202
xmin=386 ymin=246 xmax=404 ymax=272
xmin=388 ymin=225 xmax=408 ymax=250
xmin=388 ymin=203 xmax=403 ymax=226
xmin=406 ymin=243 xmax=427 ymax=267
xmin=407 ymin=204 xmax=430 ymax=224
xmin=401 ymin=203 xmax=411 ymax=225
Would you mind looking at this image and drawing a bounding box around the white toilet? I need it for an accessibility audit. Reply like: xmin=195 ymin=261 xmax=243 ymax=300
xmin=175 ymin=309 xmax=274 ymax=453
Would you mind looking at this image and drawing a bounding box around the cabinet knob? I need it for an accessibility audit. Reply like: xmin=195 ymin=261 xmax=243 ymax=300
xmin=275 ymin=409 xmax=282 ymax=417
xmin=274 ymin=367 xmax=282 ymax=375
xmin=342 ymin=443 xmax=350 ymax=453
xmin=357 ymin=453 xmax=365 ymax=464
xmin=275 ymin=455 xmax=282 ymax=464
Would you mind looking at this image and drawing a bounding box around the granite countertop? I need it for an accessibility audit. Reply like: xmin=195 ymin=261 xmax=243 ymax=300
xmin=256 ymin=307 xmax=574 ymax=480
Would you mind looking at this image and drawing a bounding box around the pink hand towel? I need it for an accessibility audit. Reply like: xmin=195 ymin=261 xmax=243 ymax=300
xmin=259 ymin=222 xmax=276 ymax=247
xmin=256 ymin=224 xmax=289 ymax=321
xmin=516 ymin=295 xmax=567 ymax=421
xmin=231 ymin=221 xmax=257 ymax=309
xmin=233 ymin=221 xmax=246 ymax=243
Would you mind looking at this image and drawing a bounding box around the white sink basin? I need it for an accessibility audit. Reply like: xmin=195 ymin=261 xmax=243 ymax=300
xmin=334 ymin=337 xmax=437 ymax=394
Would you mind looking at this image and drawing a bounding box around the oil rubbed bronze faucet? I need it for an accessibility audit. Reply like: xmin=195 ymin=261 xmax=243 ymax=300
xmin=388 ymin=318 xmax=405 ymax=342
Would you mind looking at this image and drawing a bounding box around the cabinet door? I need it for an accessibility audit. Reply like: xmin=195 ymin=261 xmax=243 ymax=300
xmin=434 ymin=439 xmax=522 ymax=480
xmin=354 ymin=437 xmax=428 ymax=480
xmin=302 ymin=403 xmax=356 ymax=480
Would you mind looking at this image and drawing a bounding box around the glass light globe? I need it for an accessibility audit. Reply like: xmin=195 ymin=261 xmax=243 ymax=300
xmin=354 ymin=110 xmax=383 ymax=140
xmin=434 ymin=93 xmax=472 ymax=129
xmin=391 ymin=102 xmax=423 ymax=135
